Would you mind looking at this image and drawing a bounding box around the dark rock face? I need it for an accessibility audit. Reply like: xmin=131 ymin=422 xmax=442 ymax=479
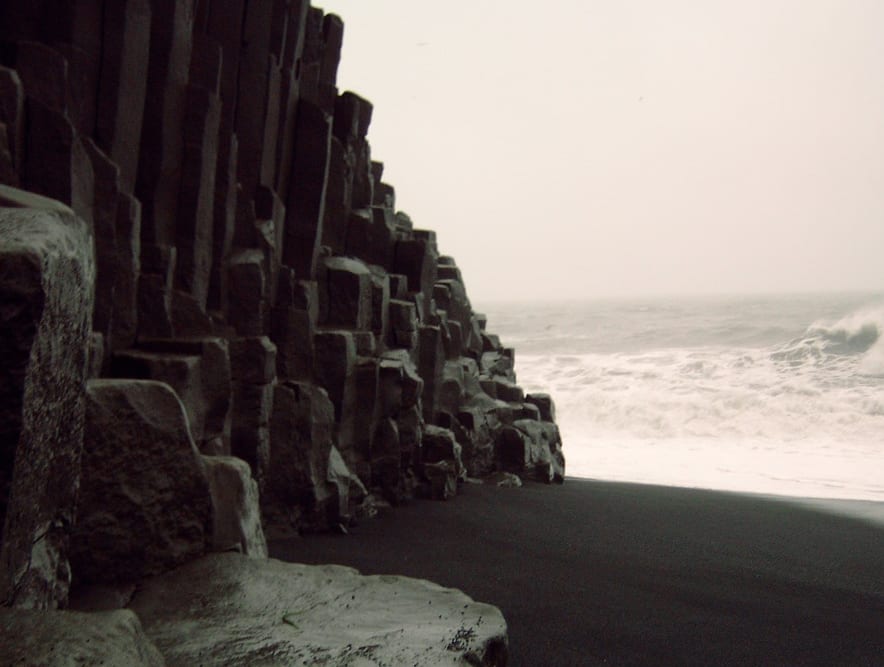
xmin=0 ymin=0 xmax=564 ymax=610
xmin=0 ymin=206 xmax=94 ymax=609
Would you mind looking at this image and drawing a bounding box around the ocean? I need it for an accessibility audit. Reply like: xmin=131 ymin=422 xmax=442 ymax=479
xmin=479 ymin=292 xmax=884 ymax=502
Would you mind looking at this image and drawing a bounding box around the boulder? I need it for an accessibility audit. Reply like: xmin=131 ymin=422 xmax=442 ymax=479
xmin=378 ymin=350 xmax=424 ymax=417
xmin=482 ymin=331 xmax=502 ymax=352
xmin=313 ymin=329 xmax=356 ymax=424
xmin=495 ymin=379 xmax=525 ymax=403
xmin=333 ymin=92 xmax=372 ymax=144
xmin=170 ymin=288 xmax=215 ymax=337
xmin=321 ymin=255 xmax=371 ymax=329
xmin=229 ymin=336 xmax=277 ymax=385
xmin=130 ymin=553 xmax=508 ymax=666
xmin=271 ymin=304 xmax=315 ymax=380
xmin=398 ymin=404 xmax=424 ymax=466
xmin=352 ymin=330 xmax=376 ymax=355
xmin=485 ymin=471 xmax=523 ymax=488
xmin=202 ymin=455 xmax=267 ymax=557
xmin=370 ymin=416 xmax=400 ymax=499
xmin=326 ymin=445 xmax=368 ymax=523
xmin=374 ymin=180 xmax=395 ymax=208
xmin=112 ymin=337 xmax=231 ymax=448
xmin=444 ymin=319 xmax=465 ymax=359
xmin=230 ymin=381 xmax=273 ymax=477
xmin=267 ymin=381 xmax=336 ymax=526
xmin=350 ymin=358 xmax=379 ymax=473
xmin=526 ymin=392 xmax=556 ymax=422
xmin=455 ymin=404 xmax=498 ymax=478
xmin=0 ymin=608 xmax=164 ymax=667
xmin=276 ymin=269 xmax=319 ymax=315
xmin=388 ymin=272 xmax=408 ymax=298
xmin=439 ymin=360 xmax=466 ymax=415
xmin=422 ymin=425 xmax=465 ymax=482
xmin=345 ymin=206 xmax=395 ymax=267
xmin=393 ymin=236 xmax=437 ymax=303
xmin=481 ymin=350 xmax=516 ymax=383
xmin=71 ymin=379 xmax=213 ymax=586
xmin=0 ymin=204 xmax=94 ymax=609
xmin=496 ymin=420 xmax=566 ymax=484
xmin=459 ymin=356 xmax=484 ymax=398
xmin=389 ymin=298 xmax=417 ymax=332
xmin=514 ymin=402 xmax=542 ymax=421
xmin=420 ymin=460 xmax=458 ymax=500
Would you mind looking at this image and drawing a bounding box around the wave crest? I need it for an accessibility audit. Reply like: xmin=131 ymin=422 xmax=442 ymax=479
xmin=772 ymin=307 xmax=884 ymax=366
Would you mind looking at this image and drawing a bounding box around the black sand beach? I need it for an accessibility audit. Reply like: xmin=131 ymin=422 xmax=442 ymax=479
xmin=271 ymin=479 xmax=884 ymax=666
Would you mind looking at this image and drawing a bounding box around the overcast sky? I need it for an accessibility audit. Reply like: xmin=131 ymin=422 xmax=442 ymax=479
xmin=316 ymin=1 xmax=884 ymax=302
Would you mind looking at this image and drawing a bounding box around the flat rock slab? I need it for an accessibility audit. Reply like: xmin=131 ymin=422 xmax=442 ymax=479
xmin=0 ymin=608 xmax=164 ymax=666
xmin=130 ymin=552 xmax=508 ymax=666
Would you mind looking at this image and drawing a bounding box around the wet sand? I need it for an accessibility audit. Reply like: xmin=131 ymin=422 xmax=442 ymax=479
xmin=271 ymin=479 xmax=884 ymax=666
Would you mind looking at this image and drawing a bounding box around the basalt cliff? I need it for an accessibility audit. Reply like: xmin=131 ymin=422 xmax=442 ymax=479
xmin=0 ymin=1 xmax=563 ymax=663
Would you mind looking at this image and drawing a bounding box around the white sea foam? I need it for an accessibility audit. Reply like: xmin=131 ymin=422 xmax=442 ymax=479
xmin=484 ymin=294 xmax=884 ymax=501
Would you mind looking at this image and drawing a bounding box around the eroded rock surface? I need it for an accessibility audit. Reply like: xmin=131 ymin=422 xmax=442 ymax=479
xmin=130 ymin=552 xmax=508 ymax=666
xmin=0 ymin=607 xmax=164 ymax=666
xmin=70 ymin=379 xmax=212 ymax=586
xmin=203 ymin=455 xmax=267 ymax=557
xmin=0 ymin=205 xmax=94 ymax=608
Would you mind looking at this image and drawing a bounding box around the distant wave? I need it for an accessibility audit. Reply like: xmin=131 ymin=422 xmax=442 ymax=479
xmin=772 ymin=307 xmax=884 ymax=371
xmin=807 ymin=308 xmax=882 ymax=354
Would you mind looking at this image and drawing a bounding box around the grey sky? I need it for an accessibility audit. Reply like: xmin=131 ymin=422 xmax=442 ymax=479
xmin=317 ymin=1 xmax=884 ymax=302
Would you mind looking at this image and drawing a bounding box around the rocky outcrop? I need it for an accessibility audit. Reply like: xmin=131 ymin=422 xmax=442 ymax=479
xmin=0 ymin=2 xmax=565 ymax=554
xmin=0 ymin=0 xmax=565 ymax=660
xmin=130 ymin=552 xmax=508 ymax=666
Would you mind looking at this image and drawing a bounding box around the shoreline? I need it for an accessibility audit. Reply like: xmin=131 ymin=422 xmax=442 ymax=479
xmin=565 ymin=475 xmax=884 ymax=526
xmin=272 ymin=477 xmax=884 ymax=666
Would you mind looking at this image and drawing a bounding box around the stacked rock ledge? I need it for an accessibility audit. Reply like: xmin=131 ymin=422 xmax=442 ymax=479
xmin=0 ymin=1 xmax=563 ymax=663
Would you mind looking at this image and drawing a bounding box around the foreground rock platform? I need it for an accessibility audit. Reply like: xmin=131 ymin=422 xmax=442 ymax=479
xmin=0 ymin=607 xmax=164 ymax=666
xmin=129 ymin=552 xmax=508 ymax=666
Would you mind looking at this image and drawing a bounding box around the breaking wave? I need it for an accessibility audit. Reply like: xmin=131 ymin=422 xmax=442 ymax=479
xmin=486 ymin=295 xmax=884 ymax=501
